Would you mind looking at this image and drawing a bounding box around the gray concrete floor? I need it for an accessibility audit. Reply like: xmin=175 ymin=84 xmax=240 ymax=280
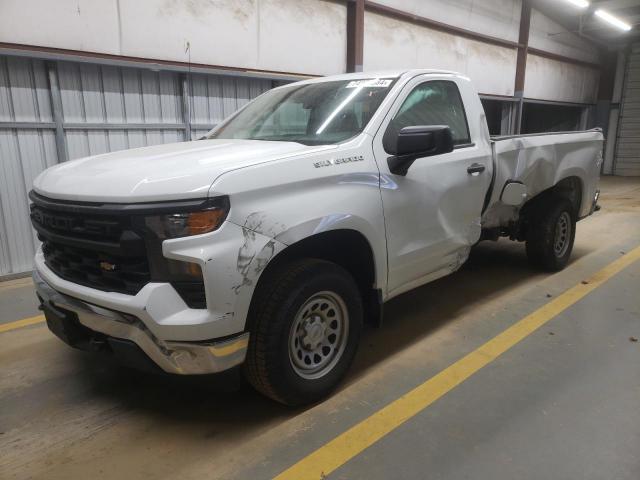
xmin=1 ymin=176 xmax=639 ymax=480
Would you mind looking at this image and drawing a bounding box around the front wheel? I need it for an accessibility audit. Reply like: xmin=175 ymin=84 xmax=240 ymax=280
xmin=525 ymin=196 xmax=576 ymax=271
xmin=244 ymin=259 xmax=363 ymax=406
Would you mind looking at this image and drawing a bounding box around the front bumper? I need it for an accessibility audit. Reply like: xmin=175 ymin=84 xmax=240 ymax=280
xmin=33 ymin=219 xmax=284 ymax=342
xmin=34 ymin=270 xmax=249 ymax=375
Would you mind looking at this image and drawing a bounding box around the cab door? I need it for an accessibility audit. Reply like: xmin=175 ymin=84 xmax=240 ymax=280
xmin=373 ymin=75 xmax=492 ymax=297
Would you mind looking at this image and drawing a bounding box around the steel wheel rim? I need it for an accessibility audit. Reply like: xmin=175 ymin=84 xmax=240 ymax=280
xmin=288 ymin=291 xmax=349 ymax=380
xmin=554 ymin=211 xmax=571 ymax=257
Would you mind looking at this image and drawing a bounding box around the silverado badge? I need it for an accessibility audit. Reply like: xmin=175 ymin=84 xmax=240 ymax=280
xmin=314 ymin=155 xmax=364 ymax=168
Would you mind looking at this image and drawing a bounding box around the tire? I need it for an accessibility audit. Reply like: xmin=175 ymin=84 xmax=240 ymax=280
xmin=244 ymin=259 xmax=363 ymax=406
xmin=525 ymin=196 xmax=576 ymax=271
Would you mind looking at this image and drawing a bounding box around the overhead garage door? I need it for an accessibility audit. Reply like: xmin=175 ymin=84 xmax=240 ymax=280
xmin=0 ymin=55 xmax=273 ymax=277
xmin=615 ymin=42 xmax=640 ymax=176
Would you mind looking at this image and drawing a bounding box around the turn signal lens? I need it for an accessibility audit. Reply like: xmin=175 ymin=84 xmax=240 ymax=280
xmin=166 ymin=259 xmax=203 ymax=279
xmin=144 ymin=197 xmax=229 ymax=239
xmin=187 ymin=209 xmax=227 ymax=236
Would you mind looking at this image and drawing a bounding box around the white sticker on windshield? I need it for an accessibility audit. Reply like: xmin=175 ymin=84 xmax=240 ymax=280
xmin=346 ymin=79 xmax=393 ymax=88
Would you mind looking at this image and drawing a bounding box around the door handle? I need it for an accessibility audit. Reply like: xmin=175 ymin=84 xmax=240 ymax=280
xmin=467 ymin=163 xmax=486 ymax=175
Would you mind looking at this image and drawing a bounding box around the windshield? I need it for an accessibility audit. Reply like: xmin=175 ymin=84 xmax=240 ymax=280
xmin=207 ymin=78 xmax=397 ymax=145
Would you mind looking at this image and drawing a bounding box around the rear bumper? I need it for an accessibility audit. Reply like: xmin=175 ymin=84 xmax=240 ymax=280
xmin=591 ymin=189 xmax=600 ymax=214
xmin=582 ymin=189 xmax=600 ymax=219
xmin=34 ymin=270 xmax=249 ymax=375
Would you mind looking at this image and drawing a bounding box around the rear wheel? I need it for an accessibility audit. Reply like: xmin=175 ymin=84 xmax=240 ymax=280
xmin=525 ymin=196 xmax=576 ymax=271
xmin=244 ymin=259 xmax=363 ymax=406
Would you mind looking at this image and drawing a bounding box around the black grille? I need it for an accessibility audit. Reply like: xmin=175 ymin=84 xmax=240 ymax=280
xmin=29 ymin=192 xmax=215 ymax=306
xmin=30 ymin=196 xmax=150 ymax=295
xmin=42 ymin=241 xmax=150 ymax=294
xmin=31 ymin=206 xmax=123 ymax=241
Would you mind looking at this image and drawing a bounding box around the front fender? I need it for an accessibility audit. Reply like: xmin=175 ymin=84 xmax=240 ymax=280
xmin=163 ymin=221 xmax=287 ymax=336
xmin=235 ymin=212 xmax=387 ymax=292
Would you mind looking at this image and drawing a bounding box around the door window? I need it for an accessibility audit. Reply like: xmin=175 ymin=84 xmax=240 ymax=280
xmin=384 ymin=80 xmax=471 ymax=152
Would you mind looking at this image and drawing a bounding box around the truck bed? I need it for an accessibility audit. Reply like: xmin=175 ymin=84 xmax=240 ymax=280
xmin=482 ymin=129 xmax=604 ymax=228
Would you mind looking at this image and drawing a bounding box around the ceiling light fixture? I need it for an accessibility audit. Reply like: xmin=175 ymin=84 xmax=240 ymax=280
xmin=595 ymin=9 xmax=632 ymax=31
xmin=565 ymin=0 xmax=589 ymax=8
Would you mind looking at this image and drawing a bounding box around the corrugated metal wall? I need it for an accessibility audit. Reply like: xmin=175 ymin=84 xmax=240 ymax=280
xmin=190 ymin=73 xmax=268 ymax=138
xmin=0 ymin=56 xmax=57 ymax=275
xmin=58 ymin=63 xmax=185 ymax=158
xmin=0 ymin=54 xmax=273 ymax=276
xmin=614 ymin=43 xmax=640 ymax=176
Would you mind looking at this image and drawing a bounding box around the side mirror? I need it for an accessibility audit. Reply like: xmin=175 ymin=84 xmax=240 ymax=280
xmin=386 ymin=125 xmax=454 ymax=176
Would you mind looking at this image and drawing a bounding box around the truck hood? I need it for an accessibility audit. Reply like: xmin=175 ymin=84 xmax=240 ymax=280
xmin=33 ymin=139 xmax=333 ymax=202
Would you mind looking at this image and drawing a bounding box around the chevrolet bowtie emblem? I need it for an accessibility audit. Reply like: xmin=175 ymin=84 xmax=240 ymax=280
xmin=99 ymin=261 xmax=117 ymax=272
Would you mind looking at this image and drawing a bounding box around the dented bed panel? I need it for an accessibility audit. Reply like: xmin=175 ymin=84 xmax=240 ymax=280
xmin=482 ymin=130 xmax=603 ymax=228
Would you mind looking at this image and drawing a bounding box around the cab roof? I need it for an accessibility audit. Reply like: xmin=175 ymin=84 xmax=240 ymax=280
xmin=290 ymin=69 xmax=464 ymax=86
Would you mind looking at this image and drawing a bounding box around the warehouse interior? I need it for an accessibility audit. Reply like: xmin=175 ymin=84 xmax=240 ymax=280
xmin=1 ymin=1 xmax=639 ymax=479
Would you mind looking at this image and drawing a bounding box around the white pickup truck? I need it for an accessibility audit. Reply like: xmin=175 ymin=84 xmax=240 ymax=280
xmin=31 ymin=70 xmax=602 ymax=405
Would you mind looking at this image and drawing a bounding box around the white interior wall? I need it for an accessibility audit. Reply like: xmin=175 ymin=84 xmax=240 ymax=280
xmin=370 ymin=0 xmax=600 ymax=102
xmin=363 ymin=11 xmax=518 ymax=96
xmin=0 ymin=0 xmax=346 ymax=76
xmin=0 ymin=0 xmax=121 ymax=53
xmin=257 ymin=0 xmax=346 ymax=74
xmin=119 ymin=0 xmax=260 ymax=71
xmin=372 ymin=0 xmax=522 ymax=42
xmin=524 ymin=54 xmax=600 ymax=103
xmin=0 ymin=0 xmax=602 ymax=102
xmin=529 ymin=9 xmax=601 ymax=64
xmin=376 ymin=1 xmax=600 ymax=66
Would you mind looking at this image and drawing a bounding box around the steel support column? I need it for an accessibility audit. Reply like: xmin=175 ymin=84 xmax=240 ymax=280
xmin=594 ymin=51 xmax=618 ymax=173
xmin=346 ymin=0 xmax=364 ymax=73
xmin=46 ymin=62 xmax=68 ymax=163
xmin=181 ymin=73 xmax=193 ymax=142
xmin=514 ymin=0 xmax=531 ymax=134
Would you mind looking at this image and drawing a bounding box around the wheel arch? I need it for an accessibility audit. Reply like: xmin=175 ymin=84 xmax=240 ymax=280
xmin=522 ymin=174 xmax=584 ymax=218
xmin=552 ymin=175 xmax=583 ymax=217
xmin=247 ymin=229 xmax=383 ymax=329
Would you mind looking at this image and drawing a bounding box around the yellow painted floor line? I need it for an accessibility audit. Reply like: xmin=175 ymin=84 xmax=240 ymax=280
xmin=0 ymin=315 xmax=45 ymax=333
xmin=275 ymin=245 xmax=640 ymax=480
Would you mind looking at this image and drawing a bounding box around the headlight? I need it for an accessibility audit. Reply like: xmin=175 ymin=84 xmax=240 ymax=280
xmin=144 ymin=197 xmax=229 ymax=239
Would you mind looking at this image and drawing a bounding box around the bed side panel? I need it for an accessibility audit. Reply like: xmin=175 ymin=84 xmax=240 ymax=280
xmin=483 ymin=131 xmax=603 ymax=227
